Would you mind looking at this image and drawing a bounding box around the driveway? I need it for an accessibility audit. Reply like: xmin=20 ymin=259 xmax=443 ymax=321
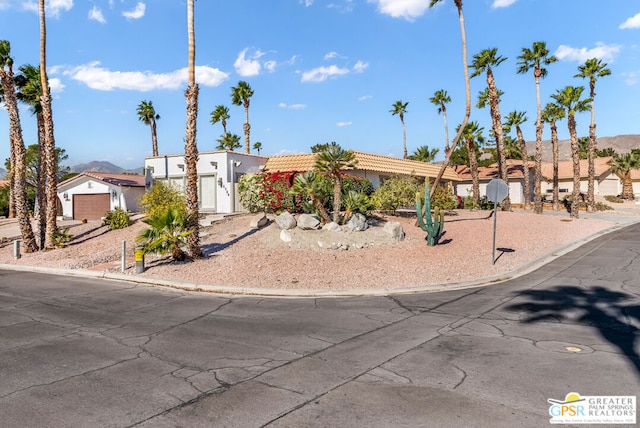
xmin=0 ymin=222 xmax=638 ymax=427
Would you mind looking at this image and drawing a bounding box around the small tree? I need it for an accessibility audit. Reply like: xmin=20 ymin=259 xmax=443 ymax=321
xmin=290 ymin=171 xmax=332 ymax=223
xmin=371 ymin=176 xmax=420 ymax=214
xmin=315 ymin=143 xmax=357 ymax=223
xmin=136 ymin=207 xmax=192 ymax=261
xmin=139 ymin=181 xmax=186 ymax=219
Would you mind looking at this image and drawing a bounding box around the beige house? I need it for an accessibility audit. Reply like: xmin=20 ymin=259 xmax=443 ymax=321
xmin=454 ymin=160 xmax=534 ymax=205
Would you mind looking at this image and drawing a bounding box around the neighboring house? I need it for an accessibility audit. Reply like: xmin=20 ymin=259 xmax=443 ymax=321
xmin=454 ymin=160 xmax=534 ymax=205
xmin=57 ymin=171 xmax=146 ymax=220
xmin=540 ymin=157 xmax=619 ymax=198
xmin=144 ymin=150 xmax=460 ymax=214
xmin=263 ymin=151 xmax=460 ymax=189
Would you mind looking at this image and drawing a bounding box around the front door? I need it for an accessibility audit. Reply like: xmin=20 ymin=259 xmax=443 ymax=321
xmin=199 ymin=175 xmax=217 ymax=211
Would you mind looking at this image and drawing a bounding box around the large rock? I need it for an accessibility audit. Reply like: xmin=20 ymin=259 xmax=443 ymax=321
xmin=276 ymin=212 xmax=297 ymax=230
xmin=322 ymin=222 xmax=342 ymax=232
xmin=280 ymin=229 xmax=292 ymax=242
xmin=250 ymin=213 xmax=269 ymax=229
xmin=383 ymin=221 xmax=405 ymax=241
xmin=346 ymin=213 xmax=368 ymax=231
xmin=297 ymin=214 xmax=321 ymax=230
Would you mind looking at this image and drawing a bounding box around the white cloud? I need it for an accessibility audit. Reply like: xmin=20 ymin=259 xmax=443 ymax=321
xmin=368 ymin=0 xmax=429 ymax=21
xmin=621 ymin=71 xmax=638 ymax=86
xmin=88 ymin=6 xmax=105 ymax=23
xmin=279 ymin=103 xmax=306 ymax=110
xmin=301 ymin=65 xmax=350 ymax=82
xmin=300 ymin=0 xmax=313 ymax=6
xmin=336 ymin=121 xmax=352 ymax=127
xmin=48 ymin=77 xmax=64 ymax=93
xmin=22 ymin=0 xmax=73 ymax=17
xmin=492 ymin=0 xmax=517 ymax=8
xmin=620 ymin=12 xmax=640 ymax=29
xmin=358 ymin=95 xmax=373 ymax=101
xmin=554 ymin=42 xmax=621 ymax=63
xmin=64 ymin=61 xmax=229 ymax=91
xmin=234 ymin=48 xmax=265 ymax=77
xmin=264 ymin=60 xmax=277 ymax=72
xmin=122 ymin=2 xmax=145 ymax=19
xmin=353 ymin=60 xmax=369 ymax=73
xmin=324 ymin=51 xmax=339 ymax=60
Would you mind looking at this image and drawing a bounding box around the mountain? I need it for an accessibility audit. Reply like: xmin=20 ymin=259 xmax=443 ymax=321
xmin=525 ymin=134 xmax=640 ymax=162
xmin=71 ymin=161 xmax=143 ymax=175
xmin=0 ymin=167 xmax=5 ymax=180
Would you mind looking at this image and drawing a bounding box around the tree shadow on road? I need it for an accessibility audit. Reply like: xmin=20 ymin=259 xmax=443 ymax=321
xmin=505 ymin=285 xmax=640 ymax=375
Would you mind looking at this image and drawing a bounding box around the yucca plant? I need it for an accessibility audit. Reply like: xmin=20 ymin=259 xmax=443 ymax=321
xmin=342 ymin=190 xmax=370 ymax=223
xmin=136 ymin=206 xmax=192 ymax=261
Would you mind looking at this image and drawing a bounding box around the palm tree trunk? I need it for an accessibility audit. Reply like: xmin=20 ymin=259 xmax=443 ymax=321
xmin=151 ymin=119 xmax=159 ymax=157
xmin=467 ymin=139 xmax=479 ymax=204
xmin=431 ymin=2 xmax=471 ymax=195
xmin=36 ymin=114 xmax=46 ymax=249
xmin=621 ymin=174 xmax=634 ymax=200
xmin=332 ymin=177 xmax=341 ymax=223
xmin=184 ymin=85 xmax=201 ymax=259
xmin=8 ymin=140 xmax=15 ymax=218
xmin=551 ymin=122 xmax=560 ymax=211
xmin=442 ymin=107 xmax=450 ymax=153
xmin=534 ymin=76 xmax=543 ymax=214
xmin=243 ymin=119 xmax=251 ymax=154
xmin=516 ymin=126 xmax=530 ymax=210
xmin=586 ymin=121 xmax=596 ymax=212
xmin=568 ymin=114 xmax=581 ymax=219
xmin=311 ymin=195 xmax=332 ymax=224
xmin=487 ymin=69 xmax=510 ymax=211
xmin=402 ymin=120 xmax=407 ymax=159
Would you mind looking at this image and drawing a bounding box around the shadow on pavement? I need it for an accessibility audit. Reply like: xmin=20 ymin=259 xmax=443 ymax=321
xmin=505 ymin=285 xmax=640 ymax=375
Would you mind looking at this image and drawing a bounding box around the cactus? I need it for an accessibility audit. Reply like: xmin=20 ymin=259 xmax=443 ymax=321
xmin=416 ymin=180 xmax=445 ymax=246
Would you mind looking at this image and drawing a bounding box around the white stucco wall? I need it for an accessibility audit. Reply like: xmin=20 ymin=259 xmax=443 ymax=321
xmin=455 ymin=179 xmax=525 ymax=205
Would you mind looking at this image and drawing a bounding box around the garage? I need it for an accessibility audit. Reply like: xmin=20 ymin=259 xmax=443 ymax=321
xmin=72 ymin=194 xmax=110 ymax=220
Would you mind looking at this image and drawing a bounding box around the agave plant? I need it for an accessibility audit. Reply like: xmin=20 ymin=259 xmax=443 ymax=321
xmin=136 ymin=207 xmax=192 ymax=261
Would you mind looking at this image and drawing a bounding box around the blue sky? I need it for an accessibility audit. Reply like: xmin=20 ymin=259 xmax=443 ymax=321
xmin=1 ymin=0 xmax=639 ymax=169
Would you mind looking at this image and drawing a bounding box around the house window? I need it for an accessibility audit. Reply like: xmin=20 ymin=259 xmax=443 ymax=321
xmin=559 ymin=188 xmax=569 ymax=193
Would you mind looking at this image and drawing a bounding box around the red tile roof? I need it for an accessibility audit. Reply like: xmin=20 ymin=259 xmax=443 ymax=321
xmin=59 ymin=171 xmax=145 ymax=187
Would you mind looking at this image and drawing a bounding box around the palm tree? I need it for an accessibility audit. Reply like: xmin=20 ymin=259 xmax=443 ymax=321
xmin=136 ymin=206 xmax=192 ymax=261
xmin=551 ymin=86 xmax=592 ymax=219
xmin=575 ymin=58 xmax=611 ymax=212
xmin=502 ymin=134 xmax=521 ymax=160
xmin=216 ymin=133 xmax=241 ymax=151
xmin=210 ymin=104 xmax=230 ymax=137
xmin=429 ymin=89 xmax=451 ymax=152
xmin=517 ymin=41 xmax=557 ymax=214
xmin=136 ymin=100 xmax=160 ymax=157
xmin=38 ymin=0 xmax=59 ymax=250
xmin=429 ymin=0 xmax=471 ymax=194
xmin=390 ymin=100 xmax=409 ymax=159
xmin=471 ymin=48 xmax=510 ymax=210
xmin=541 ymin=102 xmax=565 ymax=211
xmin=0 ymin=40 xmax=38 ymax=252
xmin=459 ymin=121 xmax=484 ymax=205
xmin=231 ymin=81 xmax=254 ymax=154
xmin=15 ymin=64 xmax=46 ymax=249
xmin=183 ymin=0 xmax=201 ymax=258
xmin=608 ymin=152 xmax=640 ymax=200
xmin=408 ymin=145 xmax=439 ymax=162
xmin=504 ymin=111 xmax=530 ymax=210
xmin=289 ymin=171 xmax=332 ymax=224
xmin=314 ymin=143 xmax=357 ymax=223
xmin=253 ymin=141 xmax=262 ymax=155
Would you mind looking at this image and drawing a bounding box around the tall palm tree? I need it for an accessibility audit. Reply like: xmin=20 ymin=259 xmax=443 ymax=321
xmin=471 ymin=48 xmax=510 ymax=210
xmin=210 ymin=104 xmax=230 ymax=137
xmin=502 ymin=134 xmax=521 ymax=160
xmin=230 ymin=81 xmax=254 ymax=154
xmin=429 ymin=0 xmax=471 ymax=195
xmin=136 ymin=100 xmax=160 ymax=157
xmin=541 ymin=102 xmax=565 ymax=211
xmin=504 ymin=111 xmax=530 ymax=210
xmin=608 ymin=152 xmax=640 ymax=200
xmin=314 ymin=143 xmax=357 ymax=224
xmin=459 ymin=121 xmax=484 ymax=205
xmin=0 ymin=40 xmax=38 ymax=252
xmin=16 ymin=64 xmax=46 ymax=249
xmin=39 ymin=0 xmax=59 ymax=250
xmin=390 ymin=100 xmax=409 ymax=159
xmin=408 ymin=145 xmax=439 ymax=162
xmin=253 ymin=141 xmax=262 ymax=155
xmin=551 ymin=86 xmax=592 ymax=219
xmin=429 ymin=89 xmax=451 ymax=152
xmin=517 ymin=41 xmax=557 ymax=214
xmin=184 ymin=0 xmax=201 ymax=258
xmin=216 ymin=133 xmax=241 ymax=151
xmin=575 ymin=58 xmax=611 ymax=212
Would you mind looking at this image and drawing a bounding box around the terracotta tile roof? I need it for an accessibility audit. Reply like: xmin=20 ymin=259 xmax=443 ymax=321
xmin=454 ymin=162 xmax=528 ymax=180
xmin=59 ymin=171 xmax=146 ymax=188
xmin=541 ymin=157 xmax=612 ymax=180
xmin=264 ymin=151 xmax=460 ymax=181
xmin=0 ymin=180 xmax=9 ymax=188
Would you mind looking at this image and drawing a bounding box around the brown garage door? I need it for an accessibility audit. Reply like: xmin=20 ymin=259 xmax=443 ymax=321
xmin=73 ymin=194 xmax=111 ymax=220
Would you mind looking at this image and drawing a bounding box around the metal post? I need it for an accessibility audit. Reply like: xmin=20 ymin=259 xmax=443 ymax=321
xmin=13 ymin=240 xmax=21 ymax=260
xmin=492 ymin=202 xmax=498 ymax=265
xmin=121 ymin=240 xmax=126 ymax=272
xmin=135 ymin=245 xmax=145 ymax=274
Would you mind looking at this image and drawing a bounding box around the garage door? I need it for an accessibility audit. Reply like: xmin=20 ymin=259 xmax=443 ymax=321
xmin=73 ymin=194 xmax=110 ymax=220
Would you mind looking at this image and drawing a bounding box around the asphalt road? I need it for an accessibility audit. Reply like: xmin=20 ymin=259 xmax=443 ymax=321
xmin=0 ymin=223 xmax=639 ymax=427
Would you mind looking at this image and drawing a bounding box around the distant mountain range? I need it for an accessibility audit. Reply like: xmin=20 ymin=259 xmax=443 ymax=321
xmin=0 ymin=167 xmax=5 ymax=180
xmin=526 ymin=134 xmax=640 ymax=162
xmin=70 ymin=161 xmax=144 ymax=175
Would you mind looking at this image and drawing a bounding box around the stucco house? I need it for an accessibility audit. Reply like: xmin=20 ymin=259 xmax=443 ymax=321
xmin=143 ymin=150 xmax=460 ymax=214
xmin=57 ymin=171 xmax=146 ymax=220
xmin=454 ymin=160 xmax=534 ymax=205
xmin=540 ymin=157 xmax=629 ymax=198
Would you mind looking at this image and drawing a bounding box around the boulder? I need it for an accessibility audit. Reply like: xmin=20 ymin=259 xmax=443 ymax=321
xmin=322 ymin=222 xmax=342 ymax=232
xmin=275 ymin=212 xmax=297 ymax=230
xmin=250 ymin=213 xmax=269 ymax=229
xmin=280 ymin=229 xmax=292 ymax=242
xmin=297 ymin=214 xmax=321 ymax=230
xmin=383 ymin=221 xmax=405 ymax=241
xmin=346 ymin=213 xmax=368 ymax=231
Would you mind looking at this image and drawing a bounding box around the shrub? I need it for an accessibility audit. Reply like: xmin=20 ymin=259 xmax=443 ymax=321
xmin=464 ymin=195 xmax=494 ymax=210
xmin=371 ymin=176 xmax=419 ymax=214
xmin=342 ymin=190 xmax=371 ymax=221
xmin=604 ymin=194 xmax=624 ymax=204
xmin=136 ymin=207 xmax=192 ymax=261
xmin=51 ymin=227 xmax=73 ymax=247
xmin=430 ymin=186 xmax=458 ymax=211
xmin=139 ymin=181 xmax=186 ymax=219
xmin=260 ymin=171 xmax=306 ymax=214
xmin=238 ymin=173 xmax=264 ymax=213
xmin=595 ymin=202 xmax=613 ymax=211
xmin=102 ymin=208 xmax=133 ymax=230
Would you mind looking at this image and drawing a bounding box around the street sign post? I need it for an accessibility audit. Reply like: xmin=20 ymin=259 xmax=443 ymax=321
xmin=486 ymin=179 xmax=509 ymax=265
